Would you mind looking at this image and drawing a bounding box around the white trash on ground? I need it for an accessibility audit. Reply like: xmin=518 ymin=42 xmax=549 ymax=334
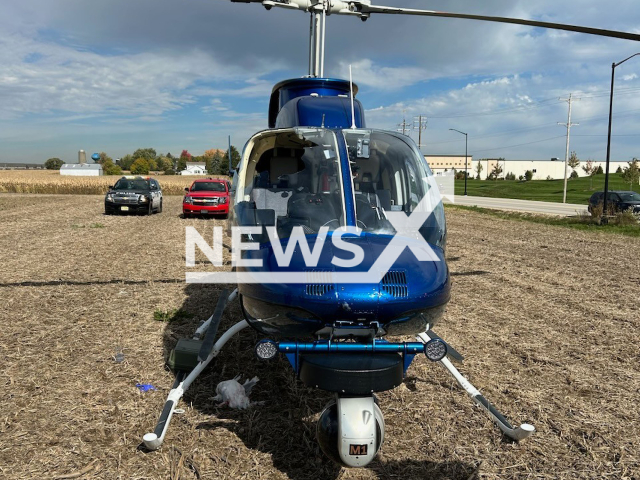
xmin=213 ymin=375 xmax=259 ymax=409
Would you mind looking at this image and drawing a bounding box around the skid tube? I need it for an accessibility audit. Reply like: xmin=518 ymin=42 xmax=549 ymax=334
xmin=142 ymin=289 xmax=246 ymax=451
xmin=416 ymin=331 xmax=535 ymax=441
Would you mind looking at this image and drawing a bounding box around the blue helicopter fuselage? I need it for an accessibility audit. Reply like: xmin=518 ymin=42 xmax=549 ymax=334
xmin=232 ymin=77 xmax=450 ymax=339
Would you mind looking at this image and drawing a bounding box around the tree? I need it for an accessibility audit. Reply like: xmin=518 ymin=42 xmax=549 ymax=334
xmin=475 ymin=162 xmax=483 ymax=180
xmin=621 ymin=158 xmax=640 ymax=189
xmin=224 ymin=145 xmax=241 ymax=174
xmin=595 ymin=165 xmax=604 ymax=175
xmin=147 ymin=158 xmax=158 ymax=171
xmin=616 ymin=165 xmax=623 ymax=174
xmin=524 ymin=170 xmax=533 ymax=181
xmin=45 ymin=158 xmax=64 ymax=169
xmin=130 ymin=158 xmax=150 ymax=175
xmin=100 ymin=152 xmax=122 ymax=175
xmin=582 ymin=160 xmax=596 ymax=189
xmin=177 ymin=149 xmax=192 ymax=172
xmin=119 ymin=154 xmax=134 ymax=171
xmin=131 ymin=148 xmax=157 ymax=162
xmin=488 ymin=160 xmax=503 ymax=180
xmin=155 ymin=157 xmax=171 ymax=172
xmin=568 ymin=151 xmax=580 ymax=177
xmin=204 ymin=149 xmax=225 ymax=175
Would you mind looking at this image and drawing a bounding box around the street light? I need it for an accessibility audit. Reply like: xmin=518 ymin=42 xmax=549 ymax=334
xmin=449 ymin=128 xmax=468 ymax=196
xmin=603 ymin=53 xmax=640 ymax=220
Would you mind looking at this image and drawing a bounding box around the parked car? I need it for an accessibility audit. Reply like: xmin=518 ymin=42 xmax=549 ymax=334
xmin=105 ymin=176 xmax=163 ymax=215
xmin=588 ymin=190 xmax=640 ymax=214
xmin=183 ymin=178 xmax=231 ymax=218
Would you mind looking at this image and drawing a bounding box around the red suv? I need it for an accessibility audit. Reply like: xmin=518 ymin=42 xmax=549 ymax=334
xmin=183 ymin=179 xmax=231 ymax=218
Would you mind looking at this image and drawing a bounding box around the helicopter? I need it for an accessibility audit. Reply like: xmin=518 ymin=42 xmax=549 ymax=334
xmin=143 ymin=1 xmax=640 ymax=468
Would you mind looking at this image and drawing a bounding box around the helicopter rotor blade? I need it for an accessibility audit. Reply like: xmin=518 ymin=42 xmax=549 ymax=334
xmin=354 ymin=4 xmax=640 ymax=42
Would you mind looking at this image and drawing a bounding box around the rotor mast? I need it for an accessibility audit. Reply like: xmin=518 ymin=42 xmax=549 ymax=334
xmin=308 ymin=1 xmax=327 ymax=77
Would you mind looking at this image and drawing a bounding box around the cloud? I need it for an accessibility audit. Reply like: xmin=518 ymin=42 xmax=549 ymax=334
xmin=2 ymin=0 xmax=640 ymax=161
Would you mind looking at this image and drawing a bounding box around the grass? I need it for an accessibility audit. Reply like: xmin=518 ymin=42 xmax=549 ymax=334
xmin=2 ymin=194 xmax=639 ymax=479
xmin=454 ymin=173 xmax=640 ymax=204
xmin=446 ymin=203 xmax=640 ymax=237
xmin=0 ymin=169 xmax=227 ymax=195
xmin=153 ymin=308 xmax=194 ymax=323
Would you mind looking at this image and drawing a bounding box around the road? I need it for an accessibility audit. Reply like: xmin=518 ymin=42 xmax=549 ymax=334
xmin=445 ymin=195 xmax=588 ymax=216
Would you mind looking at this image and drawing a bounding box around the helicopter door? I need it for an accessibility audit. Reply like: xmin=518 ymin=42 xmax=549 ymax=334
xmin=235 ymin=128 xmax=346 ymax=240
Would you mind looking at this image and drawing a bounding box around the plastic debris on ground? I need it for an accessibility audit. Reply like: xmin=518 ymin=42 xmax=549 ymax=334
xmin=136 ymin=383 xmax=156 ymax=392
xmin=213 ymin=375 xmax=259 ymax=409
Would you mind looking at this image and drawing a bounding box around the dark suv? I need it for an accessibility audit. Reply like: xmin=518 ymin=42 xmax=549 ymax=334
xmin=105 ymin=176 xmax=163 ymax=215
xmin=588 ymin=190 xmax=640 ymax=214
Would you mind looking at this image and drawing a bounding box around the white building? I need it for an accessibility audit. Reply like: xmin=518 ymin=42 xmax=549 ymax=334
xmin=425 ymin=155 xmax=474 ymax=176
xmin=60 ymin=163 xmax=103 ymax=176
xmin=179 ymin=162 xmax=207 ymax=175
xmin=472 ymin=159 xmax=631 ymax=180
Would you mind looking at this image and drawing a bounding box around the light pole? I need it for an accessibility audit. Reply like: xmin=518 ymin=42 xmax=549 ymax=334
xmin=450 ymin=128 xmax=468 ymax=196
xmin=603 ymin=53 xmax=640 ymax=219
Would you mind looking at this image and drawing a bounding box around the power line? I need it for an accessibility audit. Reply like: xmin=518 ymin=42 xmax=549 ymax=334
xmin=472 ymin=135 xmax=566 ymax=154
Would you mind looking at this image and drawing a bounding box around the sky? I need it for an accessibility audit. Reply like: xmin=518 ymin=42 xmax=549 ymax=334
xmin=1 ymin=0 xmax=639 ymax=163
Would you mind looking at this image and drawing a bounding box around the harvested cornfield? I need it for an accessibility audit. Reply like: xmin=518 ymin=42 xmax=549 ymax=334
xmin=0 ymin=170 xmax=227 ymax=195
xmin=0 ymin=194 xmax=638 ymax=480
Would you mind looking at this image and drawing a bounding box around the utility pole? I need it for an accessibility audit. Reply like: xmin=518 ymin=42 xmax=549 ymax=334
xmin=397 ymin=110 xmax=411 ymax=136
xmin=413 ymin=115 xmax=428 ymax=148
xmin=558 ymin=93 xmax=579 ymax=203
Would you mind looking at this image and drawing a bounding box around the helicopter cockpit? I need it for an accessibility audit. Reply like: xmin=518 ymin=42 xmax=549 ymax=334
xmin=236 ymin=128 xmax=346 ymax=239
xmin=343 ymin=129 xmax=446 ymax=248
xmin=235 ymin=127 xmax=445 ymax=248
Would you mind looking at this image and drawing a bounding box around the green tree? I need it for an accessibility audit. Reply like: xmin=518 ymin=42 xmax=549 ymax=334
xmin=44 ymin=157 xmax=64 ymax=169
xmin=582 ymin=160 xmax=596 ymax=189
xmin=475 ymin=162 xmax=483 ymax=180
xmin=621 ymin=158 xmax=640 ymax=189
xmin=568 ymin=151 xmax=580 ymax=176
xmin=488 ymin=160 xmax=503 ymax=181
xmin=524 ymin=170 xmax=533 ymax=181
xmin=595 ymin=165 xmax=604 ymax=175
xmin=131 ymin=148 xmax=157 ymax=162
xmin=223 ymin=145 xmax=241 ymax=174
xmin=100 ymin=152 xmax=123 ymax=175
xmin=155 ymin=157 xmax=170 ymax=172
xmin=119 ymin=154 xmax=134 ymax=171
xmin=616 ymin=165 xmax=623 ymax=174
xmin=130 ymin=158 xmax=150 ymax=175
xmin=98 ymin=152 xmax=112 ymax=164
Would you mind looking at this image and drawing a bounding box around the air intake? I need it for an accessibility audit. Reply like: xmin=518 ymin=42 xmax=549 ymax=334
xmin=381 ymin=270 xmax=408 ymax=298
xmin=305 ymin=270 xmax=335 ymax=296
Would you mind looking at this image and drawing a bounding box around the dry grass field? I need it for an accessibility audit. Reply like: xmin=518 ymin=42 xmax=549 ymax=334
xmin=0 ymin=170 xmax=225 ymax=195
xmin=0 ymin=194 xmax=638 ymax=480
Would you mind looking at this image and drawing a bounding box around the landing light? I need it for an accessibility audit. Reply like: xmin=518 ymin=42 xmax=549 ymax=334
xmin=424 ymin=338 xmax=447 ymax=362
xmin=255 ymin=340 xmax=278 ymax=360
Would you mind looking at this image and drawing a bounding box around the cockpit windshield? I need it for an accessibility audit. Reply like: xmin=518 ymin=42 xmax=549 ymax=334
xmin=343 ymin=129 xmax=446 ymax=248
xmin=237 ymin=128 xmax=345 ymax=239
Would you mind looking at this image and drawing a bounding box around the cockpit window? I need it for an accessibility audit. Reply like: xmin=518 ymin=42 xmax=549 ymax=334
xmin=343 ymin=130 xmax=446 ymax=248
xmin=237 ymin=128 xmax=345 ymax=239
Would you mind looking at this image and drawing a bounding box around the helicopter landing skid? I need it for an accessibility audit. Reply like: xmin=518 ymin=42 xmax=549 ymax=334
xmin=142 ymin=289 xmax=247 ymax=451
xmin=416 ymin=331 xmax=535 ymax=442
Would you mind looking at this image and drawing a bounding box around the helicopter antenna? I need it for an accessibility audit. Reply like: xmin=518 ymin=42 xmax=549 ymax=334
xmin=349 ymin=65 xmax=356 ymax=129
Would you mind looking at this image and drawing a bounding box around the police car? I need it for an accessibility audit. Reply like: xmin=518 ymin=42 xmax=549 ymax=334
xmin=105 ymin=176 xmax=163 ymax=215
